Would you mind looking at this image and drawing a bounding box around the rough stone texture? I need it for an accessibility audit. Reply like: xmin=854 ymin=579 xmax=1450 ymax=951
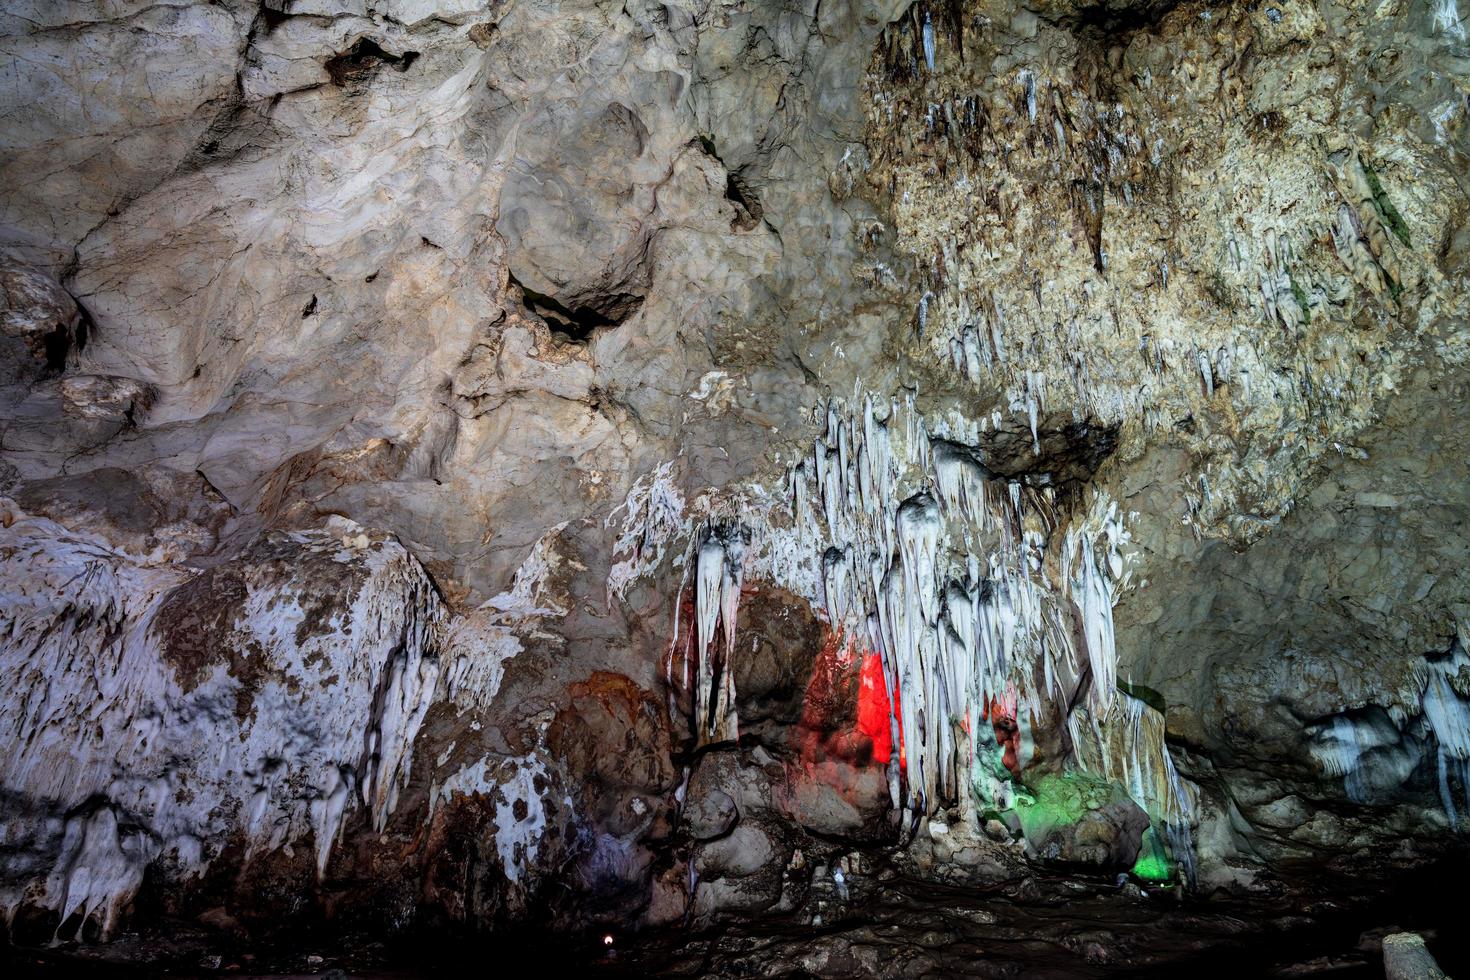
xmin=1384 ymin=932 xmax=1450 ymax=980
xmin=0 ymin=0 xmax=1468 ymax=974
xmin=1015 ymin=774 xmax=1151 ymax=871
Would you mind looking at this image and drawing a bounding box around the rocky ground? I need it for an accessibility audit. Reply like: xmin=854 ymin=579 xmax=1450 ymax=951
xmin=2 ymin=0 xmax=1469 ymax=976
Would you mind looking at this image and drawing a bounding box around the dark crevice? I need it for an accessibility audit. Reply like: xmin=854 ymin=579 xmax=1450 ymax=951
xmin=958 ymin=420 xmax=1121 ymax=494
xmin=41 ymin=323 xmax=72 ymax=373
xmin=508 ymin=272 xmax=639 ymax=343
xmin=301 ymin=295 xmax=318 ymax=319
xmin=40 ymin=295 xmax=92 ymax=373
xmin=724 ymin=169 xmax=763 ymax=232
xmin=1058 ymin=0 xmax=1188 ymax=40
xmin=73 ymin=299 xmax=92 ymax=356
xmin=695 ymin=135 xmax=765 ymax=233
xmin=881 ymin=0 xmax=1185 ymax=82
xmin=1071 ymin=178 xmax=1106 ymax=273
xmin=258 ymin=2 xmax=290 ymax=34
xmin=324 ymin=38 xmax=420 ymax=88
xmin=173 ymin=91 xmax=278 ymax=179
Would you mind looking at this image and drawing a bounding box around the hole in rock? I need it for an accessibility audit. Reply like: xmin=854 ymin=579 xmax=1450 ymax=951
xmin=258 ymin=3 xmax=290 ymax=34
xmin=41 ymin=322 xmax=71 ymax=371
xmin=508 ymin=272 xmax=641 ymax=343
xmin=944 ymin=420 xmax=1120 ymax=494
xmin=695 ymin=135 xmax=764 ymax=232
xmin=324 ymin=38 xmax=420 ymax=87
xmin=725 ymin=168 xmax=763 ymax=232
xmin=1068 ymin=0 xmax=1182 ymax=38
xmin=40 ymin=296 xmax=91 ymax=372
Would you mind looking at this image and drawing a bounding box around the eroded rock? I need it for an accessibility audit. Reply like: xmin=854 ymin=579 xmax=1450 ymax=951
xmin=0 ymin=0 xmax=1468 ymax=971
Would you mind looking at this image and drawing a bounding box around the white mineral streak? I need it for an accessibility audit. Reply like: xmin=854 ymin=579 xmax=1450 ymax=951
xmin=0 ymin=507 xmax=444 ymax=937
xmin=606 ymin=461 xmax=686 ymax=604
xmin=480 ymin=522 xmax=570 ymax=620
xmin=440 ymin=614 xmax=524 ymax=715
xmin=1019 ymin=69 xmax=1036 ymax=123
xmin=364 ymin=643 xmax=442 ymax=834
xmin=492 ymin=757 xmax=558 ymax=883
xmin=429 ymin=533 xmax=580 ymax=849
xmin=429 ymin=754 xmax=570 ymax=885
xmin=1293 ymin=624 xmax=1470 ymax=828
xmin=1422 ymin=637 xmax=1470 ymax=827
xmin=1063 ymin=496 xmax=1130 ymax=717
xmin=1309 ymin=715 xmax=1377 ymax=783
xmin=1432 ymin=0 xmax=1466 ymax=41
xmin=693 ymin=530 xmax=745 ymax=744
xmin=1304 ymin=710 xmax=1416 ymax=806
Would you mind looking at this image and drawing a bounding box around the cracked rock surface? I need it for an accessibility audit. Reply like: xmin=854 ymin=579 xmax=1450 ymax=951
xmin=1 ymin=0 xmax=1468 ymax=975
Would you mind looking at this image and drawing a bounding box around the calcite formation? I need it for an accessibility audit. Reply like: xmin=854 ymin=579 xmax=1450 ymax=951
xmin=0 ymin=507 xmax=442 ymax=933
xmin=0 ymin=0 xmax=1468 ymax=973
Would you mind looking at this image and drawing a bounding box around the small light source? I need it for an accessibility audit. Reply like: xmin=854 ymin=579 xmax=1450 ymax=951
xmin=603 ymin=934 xmax=615 ymax=947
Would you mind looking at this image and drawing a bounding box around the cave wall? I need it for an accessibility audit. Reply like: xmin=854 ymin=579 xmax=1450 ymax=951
xmin=1 ymin=0 xmax=1468 ymax=960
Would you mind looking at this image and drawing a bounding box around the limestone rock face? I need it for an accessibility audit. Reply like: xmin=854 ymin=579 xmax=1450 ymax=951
xmin=0 ymin=0 xmax=1467 ymax=972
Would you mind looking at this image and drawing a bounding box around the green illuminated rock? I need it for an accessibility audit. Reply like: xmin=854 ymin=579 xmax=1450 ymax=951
xmin=1014 ymin=773 xmax=1150 ymax=872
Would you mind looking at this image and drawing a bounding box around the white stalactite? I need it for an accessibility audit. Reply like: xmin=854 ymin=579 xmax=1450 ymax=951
xmin=785 ymin=394 xmax=1180 ymax=836
xmin=0 ymin=510 xmax=445 ymax=937
xmin=616 ymin=392 xmax=1194 ymax=873
xmin=693 ymin=530 xmax=744 ymax=744
xmin=1422 ymin=640 xmax=1470 ymax=827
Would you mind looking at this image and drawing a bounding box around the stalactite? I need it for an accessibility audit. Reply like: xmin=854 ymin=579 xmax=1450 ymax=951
xmin=0 ymin=513 xmax=445 ymax=937
xmin=622 ymin=386 xmax=1194 ymax=875
xmin=1422 ymin=640 xmax=1470 ymax=827
xmin=921 ymin=12 xmax=935 ymax=73
xmin=786 ymin=394 xmax=1185 ymax=847
xmin=693 ymin=528 xmax=745 ymax=745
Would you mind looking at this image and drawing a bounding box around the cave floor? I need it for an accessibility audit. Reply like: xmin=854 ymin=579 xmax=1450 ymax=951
xmin=5 ymin=858 xmax=1468 ymax=979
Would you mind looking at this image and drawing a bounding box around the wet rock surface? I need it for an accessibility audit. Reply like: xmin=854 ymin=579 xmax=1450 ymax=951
xmin=1 ymin=0 xmax=1469 ymax=974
